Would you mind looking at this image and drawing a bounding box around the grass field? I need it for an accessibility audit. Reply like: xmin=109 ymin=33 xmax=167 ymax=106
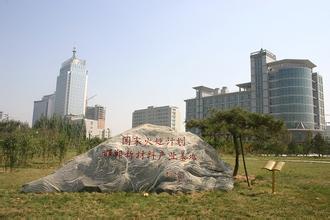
xmin=0 ymin=154 xmax=329 ymax=219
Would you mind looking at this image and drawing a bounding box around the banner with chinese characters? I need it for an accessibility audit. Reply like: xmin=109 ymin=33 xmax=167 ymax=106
xmin=101 ymin=135 xmax=197 ymax=161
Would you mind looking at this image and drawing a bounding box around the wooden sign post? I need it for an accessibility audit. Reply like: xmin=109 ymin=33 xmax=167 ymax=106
xmin=263 ymin=161 xmax=285 ymax=194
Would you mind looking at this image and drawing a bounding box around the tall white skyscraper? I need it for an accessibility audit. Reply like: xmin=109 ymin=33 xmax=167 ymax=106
xmin=54 ymin=48 xmax=88 ymax=117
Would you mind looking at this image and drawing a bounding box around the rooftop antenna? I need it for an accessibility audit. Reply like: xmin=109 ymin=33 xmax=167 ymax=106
xmin=72 ymin=47 xmax=77 ymax=58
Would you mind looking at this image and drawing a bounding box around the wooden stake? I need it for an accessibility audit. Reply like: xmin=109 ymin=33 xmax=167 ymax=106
xmin=239 ymin=136 xmax=250 ymax=188
xmin=272 ymin=170 xmax=275 ymax=194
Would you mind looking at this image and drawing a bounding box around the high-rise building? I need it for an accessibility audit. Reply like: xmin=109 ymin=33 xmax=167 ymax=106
xmin=0 ymin=111 xmax=9 ymax=122
xmin=67 ymin=115 xmax=111 ymax=139
xmin=85 ymin=105 xmax=106 ymax=129
xmin=325 ymin=122 xmax=330 ymax=141
xmin=32 ymin=93 xmax=55 ymax=126
xmin=84 ymin=118 xmax=110 ymax=139
xmin=54 ymin=48 xmax=88 ymax=117
xmin=250 ymin=49 xmax=276 ymax=114
xmin=185 ymin=49 xmax=325 ymax=142
xmin=267 ymin=59 xmax=325 ymax=129
xmin=132 ymin=106 xmax=181 ymax=131
xmin=312 ymin=73 xmax=325 ymax=130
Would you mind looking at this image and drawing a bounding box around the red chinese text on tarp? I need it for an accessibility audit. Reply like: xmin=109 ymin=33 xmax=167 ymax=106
xmin=102 ymin=149 xmax=197 ymax=161
xmin=121 ymin=136 xmax=185 ymax=147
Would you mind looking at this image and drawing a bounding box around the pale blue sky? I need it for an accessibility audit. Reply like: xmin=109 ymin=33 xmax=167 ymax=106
xmin=1 ymin=0 xmax=329 ymax=135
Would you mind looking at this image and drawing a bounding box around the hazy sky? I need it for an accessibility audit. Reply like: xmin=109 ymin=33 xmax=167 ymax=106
xmin=1 ymin=0 xmax=330 ymax=135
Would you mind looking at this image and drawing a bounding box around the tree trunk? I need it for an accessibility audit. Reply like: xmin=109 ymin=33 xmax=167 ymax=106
xmin=233 ymin=135 xmax=240 ymax=177
xmin=240 ymin=135 xmax=250 ymax=187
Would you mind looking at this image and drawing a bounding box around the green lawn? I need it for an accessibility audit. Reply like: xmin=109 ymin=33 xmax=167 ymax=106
xmin=0 ymin=155 xmax=329 ymax=219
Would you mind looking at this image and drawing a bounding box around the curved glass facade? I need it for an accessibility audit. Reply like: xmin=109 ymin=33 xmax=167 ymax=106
xmin=269 ymin=68 xmax=314 ymax=129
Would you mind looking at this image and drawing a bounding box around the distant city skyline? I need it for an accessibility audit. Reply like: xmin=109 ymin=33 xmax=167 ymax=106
xmin=1 ymin=0 xmax=330 ymax=135
xmin=32 ymin=48 xmax=88 ymax=125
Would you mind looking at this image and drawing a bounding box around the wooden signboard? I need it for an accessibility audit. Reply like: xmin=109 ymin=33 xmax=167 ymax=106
xmin=263 ymin=161 xmax=285 ymax=171
xmin=263 ymin=160 xmax=285 ymax=194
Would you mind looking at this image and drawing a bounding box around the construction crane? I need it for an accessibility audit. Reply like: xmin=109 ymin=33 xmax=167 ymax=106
xmin=86 ymin=94 xmax=97 ymax=107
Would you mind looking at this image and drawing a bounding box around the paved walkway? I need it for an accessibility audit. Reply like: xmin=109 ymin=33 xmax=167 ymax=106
xmin=280 ymin=159 xmax=330 ymax=164
xmin=246 ymin=157 xmax=330 ymax=164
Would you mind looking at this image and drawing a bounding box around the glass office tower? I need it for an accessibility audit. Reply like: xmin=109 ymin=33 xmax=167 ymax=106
xmin=54 ymin=48 xmax=88 ymax=117
xmin=268 ymin=60 xmax=316 ymax=129
xmin=185 ymin=49 xmax=325 ymax=142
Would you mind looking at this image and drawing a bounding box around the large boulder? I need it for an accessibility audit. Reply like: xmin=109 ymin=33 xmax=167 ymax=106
xmin=22 ymin=124 xmax=233 ymax=193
